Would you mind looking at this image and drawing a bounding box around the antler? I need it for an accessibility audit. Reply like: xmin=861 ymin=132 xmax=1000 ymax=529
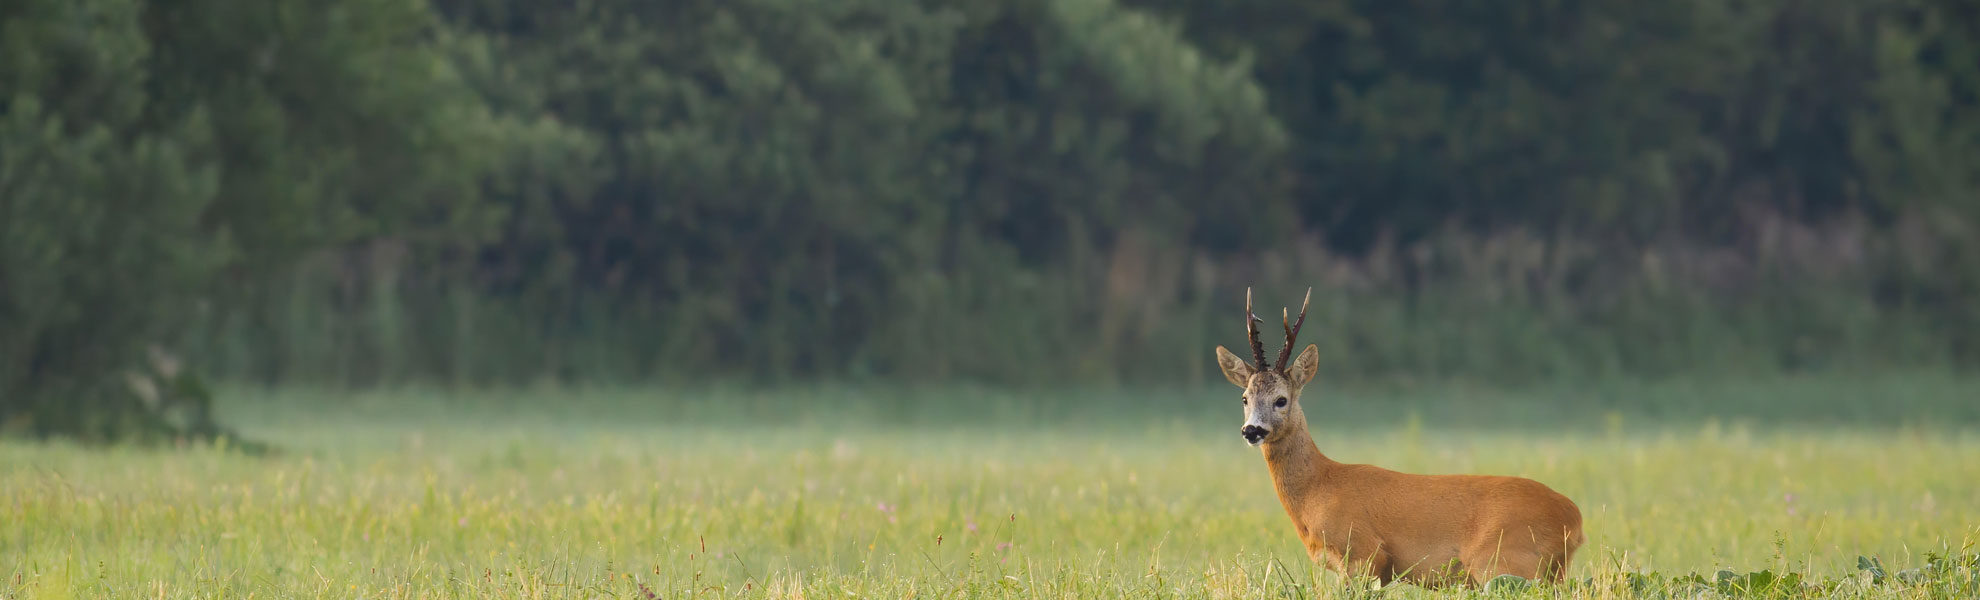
xmin=1245 ymin=287 xmax=1268 ymax=369
xmin=1275 ymin=287 xmax=1312 ymax=372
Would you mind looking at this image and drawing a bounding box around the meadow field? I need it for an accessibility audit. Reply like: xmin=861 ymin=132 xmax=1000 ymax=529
xmin=4 ymin=373 xmax=1979 ymax=599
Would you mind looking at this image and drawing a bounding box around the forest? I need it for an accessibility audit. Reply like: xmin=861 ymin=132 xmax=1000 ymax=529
xmin=4 ymin=0 xmax=1978 ymax=440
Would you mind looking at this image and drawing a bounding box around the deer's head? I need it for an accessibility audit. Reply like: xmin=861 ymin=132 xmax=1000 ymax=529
xmin=1214 ymin=287 xmax=1318 ymax=447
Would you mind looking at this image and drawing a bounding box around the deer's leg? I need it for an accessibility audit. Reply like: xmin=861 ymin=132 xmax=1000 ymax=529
xmin=1484 ymin=529 xmax=1582 ymax=584
xmin=1542 ymin=526 xmax=1584 ymax=583
xmin=1335 ymin=544 xmax=1393 ymax=586
xmin=1461 ymin=550 xmax=1541 ymax=585
xmin=1391 ymin=554 xmax=1473 ymax=589
xmin=1534 ymin=538 xmax=1578 ymax=583
xmin=1461 ymin=530 xmax=1560 ymax=585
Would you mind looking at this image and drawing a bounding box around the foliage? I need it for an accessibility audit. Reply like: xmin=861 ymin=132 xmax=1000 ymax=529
xmin=1 ymin=0 xmax=224 ymax=440
xmin=190 ymin=0 xmax=1980 ymax=393
xmin=0 ymin=0 xmax=489 ymax=440
xmin=7 ymin=0 xmax=1980 ymax=438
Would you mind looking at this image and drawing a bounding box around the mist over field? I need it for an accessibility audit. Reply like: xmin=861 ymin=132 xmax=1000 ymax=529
xmin=5 ymin=0 xmax=1980 ymax=597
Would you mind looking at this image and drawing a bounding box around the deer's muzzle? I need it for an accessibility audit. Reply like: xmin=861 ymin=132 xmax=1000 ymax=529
xmin=1240 ymin=425 xmax=1269 ymax=445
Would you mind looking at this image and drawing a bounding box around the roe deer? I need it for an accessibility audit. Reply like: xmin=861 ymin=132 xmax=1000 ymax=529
xmin=1214 ymin=288 xmax=1585 ymax=588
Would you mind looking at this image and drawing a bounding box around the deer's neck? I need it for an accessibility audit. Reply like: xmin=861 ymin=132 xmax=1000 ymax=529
xmin=1259 ymin=421 xmax=1337 ymax=515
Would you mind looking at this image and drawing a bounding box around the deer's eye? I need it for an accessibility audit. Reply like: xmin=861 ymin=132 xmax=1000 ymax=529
xmin=1240 ymin=396 xmax=1248 ymax=405
xmin=1274 ymin=397 xmax=1288 ymax=408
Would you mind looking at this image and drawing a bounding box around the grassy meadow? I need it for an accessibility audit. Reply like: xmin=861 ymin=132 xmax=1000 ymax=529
xmin=5 ymin=373 xmax=1980 ymax=598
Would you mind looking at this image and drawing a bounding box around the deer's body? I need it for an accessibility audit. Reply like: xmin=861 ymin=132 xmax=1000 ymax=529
xmin=1216 ymin=288 xmax=1585 ymax=588
xmin=1258 ymin=418 xmax=1584 ymax=586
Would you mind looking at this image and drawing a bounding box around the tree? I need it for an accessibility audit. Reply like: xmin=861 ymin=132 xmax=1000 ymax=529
xmin=0 ymin=0 xmax=493 ymax=441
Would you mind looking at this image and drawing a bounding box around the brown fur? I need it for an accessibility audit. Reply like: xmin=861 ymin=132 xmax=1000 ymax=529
xmin=1216 ymin=343 xmax=1586 ymax=589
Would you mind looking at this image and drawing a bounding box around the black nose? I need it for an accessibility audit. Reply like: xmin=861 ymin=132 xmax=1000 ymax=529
xmin=1241 ymin=425 xmax=1268 ymax=443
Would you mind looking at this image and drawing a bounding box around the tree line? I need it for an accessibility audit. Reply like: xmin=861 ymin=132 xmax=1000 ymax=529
xmin=3 ymin=0 xmax=1976 ymax=440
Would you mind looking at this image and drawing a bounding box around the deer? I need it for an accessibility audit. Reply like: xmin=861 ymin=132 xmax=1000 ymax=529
xmin=1213 ymin=287 xmax=1586 ymax=589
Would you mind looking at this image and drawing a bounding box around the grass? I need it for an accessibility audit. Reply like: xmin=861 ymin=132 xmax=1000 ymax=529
xmin=3 ymin=374 xmax=1979 ymax=598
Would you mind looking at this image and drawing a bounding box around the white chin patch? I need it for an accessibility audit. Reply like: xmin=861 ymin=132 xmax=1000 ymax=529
xmin=1246 ymin=438 xmax=1264 ymax=447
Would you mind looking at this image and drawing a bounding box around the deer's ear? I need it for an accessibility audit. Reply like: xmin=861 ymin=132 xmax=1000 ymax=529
xmin=1214 ymin=346 xmax=1255 ymax=388
xmin=1287 ymin=344 xmax=1320 ymax=388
